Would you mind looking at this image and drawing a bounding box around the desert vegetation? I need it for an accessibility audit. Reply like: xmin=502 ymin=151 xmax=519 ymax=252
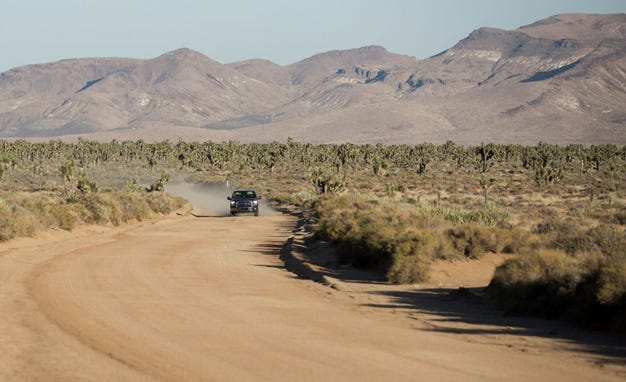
xmin=1 ymin=139 xmax=625 ymax=331
xmin=0 ymin=140 xmax=186 ymax=241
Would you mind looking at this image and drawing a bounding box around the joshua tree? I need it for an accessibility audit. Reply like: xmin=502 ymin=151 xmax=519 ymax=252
xmin=59 ymin=161 xmax=74 ymax=186
xmin=147 ymin=172 xmax=170 ymax=192
xmin=480 ymin=173 xmax=496 ymax=206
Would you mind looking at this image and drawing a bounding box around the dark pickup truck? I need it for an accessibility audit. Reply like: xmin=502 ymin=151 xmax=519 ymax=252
xmin=227 ymin=189 xmax=260 ymax=216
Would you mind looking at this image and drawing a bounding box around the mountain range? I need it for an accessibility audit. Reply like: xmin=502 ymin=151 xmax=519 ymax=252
xmin=0 ymin=13 xmax=624 ymax=144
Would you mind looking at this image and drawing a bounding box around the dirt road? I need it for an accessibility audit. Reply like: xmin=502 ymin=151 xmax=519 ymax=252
xmin=1 ymin=212 xmax=624 ymax=381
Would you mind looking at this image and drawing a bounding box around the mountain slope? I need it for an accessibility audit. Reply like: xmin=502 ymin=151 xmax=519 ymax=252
xmin=0 ymin=13 xmax=624 ymax=144
xmin=0 ymin=49 xmax=289 ymax=137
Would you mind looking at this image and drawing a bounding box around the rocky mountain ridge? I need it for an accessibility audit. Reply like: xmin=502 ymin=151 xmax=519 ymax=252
xmin=0 ymin=13 xmax=624 ymax=144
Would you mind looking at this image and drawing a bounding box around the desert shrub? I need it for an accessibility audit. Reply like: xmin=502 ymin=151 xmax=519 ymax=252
xmin=418 ymin=202 xmax=509 ymax=228
xmin=315 ymin=195 xmax=451 ymax=283
xmin=0 ymin=185 xmax=185 ymax=243
xmin=418 ymin=204 xmax=475 ymax=225
xmin=488 ymin=249 xmax=580 ymax=317
xmin=533 ymin=217 xmax=580 ymax=236
xmin=78 ymin=193 xmax=112 ymax=224
xmin=538 ymin=221 xmax=626 ymax=257
xmin=612 ymin=210 xmax=626 ymax=225
xmin=444 ymin=223 xmax=521 ymax=259
xmin=96 ymin=193 xmax=124 ymax=225
xmin=488 ymin=212 xmax=626 ymax=331
xmin=446 ymin=223 xmax=490 ymax=258
xmin=488 ymin=228 xmax=626 ymax=332
xmin=597 ymin=258 xmax=626 ymax=304
xmin=76 ymin=191 xmax=183 ymax=224
xmin=48 ymin=204 xmax=78 ymax=230
xmin=500 ymin=228 xmax=535 ymax=254
xmin=476 ymin=202 xmax=511 ymax=227
xmin=314 ymin=196 xmax=358 ymax=242
xmin=315 ymin=193 xmax=523 ymax=283
xmin=145 ymin=192 xmax=185 ymax=214
xmin=325 ymin=204 xmax=394 ymax=269
xmin=311 ymin=170 xmax=346 ymax=194
xmin=0 ymin=198 xmax=39 ymax=241
xmin=585 ymin=224 xmax=626 ymax=257
xmin=115 ymin=192 xmax=152 ymax=222
xmin=11 ymin=192 xmax=76 ymax=231
xmin=11 ymin=205 xmax=37 ymax=237
xmin=0 ymin=201 xmax=18 ymax=241
xmin=147 ymin=172 xmax=170 ymax=192
xmin=431 ymin=235 xmax=457 ymax=260
xmin=386 ymin=233 xmax=436 ymax=284
xmin=315 ymin=196 xmax=390 ymax=269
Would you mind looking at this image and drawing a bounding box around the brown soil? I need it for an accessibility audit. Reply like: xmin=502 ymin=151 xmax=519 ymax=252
xmin=1 ymin=212 xmax=624 ymax=381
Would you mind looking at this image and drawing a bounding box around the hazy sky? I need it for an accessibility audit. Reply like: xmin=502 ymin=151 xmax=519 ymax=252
xmin=1 ymin=0 xmax=625 ymax=72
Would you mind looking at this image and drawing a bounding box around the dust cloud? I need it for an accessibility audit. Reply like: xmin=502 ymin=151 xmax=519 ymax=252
xmin=165 ymin=182 xmax=277 ymax=217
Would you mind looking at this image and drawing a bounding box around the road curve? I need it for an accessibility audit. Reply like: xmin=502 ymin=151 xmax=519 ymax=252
xmin=0 ymin=213 xmax=622 ymax=381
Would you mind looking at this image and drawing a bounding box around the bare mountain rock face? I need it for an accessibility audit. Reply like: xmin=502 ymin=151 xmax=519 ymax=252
xmin=0 ymin=13 xmax=624 ymax=144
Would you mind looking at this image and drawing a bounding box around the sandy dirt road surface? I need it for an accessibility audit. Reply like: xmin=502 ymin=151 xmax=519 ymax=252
xmin=1 ymin=211 xmax=625 ymax=381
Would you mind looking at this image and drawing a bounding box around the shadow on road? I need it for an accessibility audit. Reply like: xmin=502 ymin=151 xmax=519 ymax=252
xmin=189 ymin=212 xmax=230 ymax=218
xmin=366 ymin=287 xmax=626 ymax=369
